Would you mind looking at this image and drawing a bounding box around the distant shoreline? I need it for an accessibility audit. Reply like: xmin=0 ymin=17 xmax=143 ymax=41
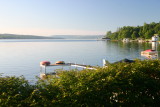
xmin=0 ymin=34 xmax=103 ymax=39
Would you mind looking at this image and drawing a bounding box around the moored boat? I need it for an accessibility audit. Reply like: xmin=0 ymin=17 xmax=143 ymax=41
xmin=141 ymin=49 xmax=158 ymax=56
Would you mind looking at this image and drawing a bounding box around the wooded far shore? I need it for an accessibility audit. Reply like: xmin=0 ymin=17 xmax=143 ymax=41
xmin=105 ymin=22 xmax=160 ymax=40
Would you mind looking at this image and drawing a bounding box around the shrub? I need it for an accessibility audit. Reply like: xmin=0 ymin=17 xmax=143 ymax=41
xmin=37 ymin=59 xmax=160 ymax=106
xmin=1 ymin=59 xmax=160 ymax=106
xmin=0 ymin=76 xmax=34 ymax=106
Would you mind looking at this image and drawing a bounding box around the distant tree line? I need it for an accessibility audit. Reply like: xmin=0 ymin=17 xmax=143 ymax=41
xmin=0 ymin=34 xmax=55 ymax=39
xmin=105 ymin=22 xmax=160 ymax=40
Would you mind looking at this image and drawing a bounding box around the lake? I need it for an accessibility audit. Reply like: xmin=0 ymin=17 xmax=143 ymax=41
xmin=0 ymin=39 xmax=158 ymax=83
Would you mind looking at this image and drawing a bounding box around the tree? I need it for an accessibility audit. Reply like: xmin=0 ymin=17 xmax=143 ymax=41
xmin=106 ymin=21 xmax=160 ymax=40
xmin=131 ymin=31 xmax=139 ymax=39
xmin=144 ymin=30 xmax=154 ymax=39
xmin=155 ymin=24 xmax=160 ymax=34
xmin=105 ymin=31 xmax=112 ymax=37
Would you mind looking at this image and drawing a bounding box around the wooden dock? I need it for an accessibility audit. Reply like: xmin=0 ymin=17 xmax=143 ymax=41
xmin=40 ymin=62 xmax=96 ymax=74
xmin=70 ymin=63 xmax=95 ymax=70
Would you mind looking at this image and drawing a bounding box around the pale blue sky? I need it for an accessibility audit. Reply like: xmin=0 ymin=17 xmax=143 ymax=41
xmin=0 ymin=0 xmax=160 ymax=36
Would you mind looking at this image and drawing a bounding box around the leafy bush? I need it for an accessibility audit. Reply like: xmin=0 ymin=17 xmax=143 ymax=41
xmin=0 ymin=76 xmax=34 ymax=106
xmin=1 ymin=59 xmax=160 ymax=106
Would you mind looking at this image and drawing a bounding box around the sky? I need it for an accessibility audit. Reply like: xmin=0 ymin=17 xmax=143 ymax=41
xmin=0 ymin=0 xmax=160 ymax=36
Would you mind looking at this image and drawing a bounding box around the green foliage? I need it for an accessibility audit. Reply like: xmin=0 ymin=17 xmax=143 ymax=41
xmin=0 ymin=76 xmax=34 ymax=106
xmin=1 ymin=60 xmax=160 ymax=106
xmin=105 ymin=22 xmax=160 ymax=40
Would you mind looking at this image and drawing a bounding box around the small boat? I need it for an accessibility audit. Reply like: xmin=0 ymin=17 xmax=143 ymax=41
xmin=141 ymin=49 xmax=158 ymax=59
xmin=141 ymin=49 xmax=158 ymax=56
xmin=113 ymin=58 xmax=135 ymax=63
xmin=97 ymin=37 xmax=110 ymax=41
xmin=102 ymin=58 xmax=135 ymax=67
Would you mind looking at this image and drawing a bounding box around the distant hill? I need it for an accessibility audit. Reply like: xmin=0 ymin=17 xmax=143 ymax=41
xmin=0 ymin=34 xmax=59 ymax=39
xmin=50 ymin=35 xmax=104 ymax=39
xmin=0 ymin=34 xmax=104 ymax=39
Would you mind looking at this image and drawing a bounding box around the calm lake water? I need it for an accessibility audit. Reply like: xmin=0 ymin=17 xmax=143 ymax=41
xmin=0 ymin=39 xmax=158 ymax=83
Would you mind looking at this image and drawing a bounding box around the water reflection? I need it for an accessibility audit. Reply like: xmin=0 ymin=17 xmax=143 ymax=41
xmin=102 ymin=41 xmax=152 ymax=63
xmin=0 ymin=39 xmax=159 ymax=82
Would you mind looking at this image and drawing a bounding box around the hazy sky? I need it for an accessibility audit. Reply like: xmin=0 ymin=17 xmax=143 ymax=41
xmin=0 ymin=0 xmax=160 ymax=36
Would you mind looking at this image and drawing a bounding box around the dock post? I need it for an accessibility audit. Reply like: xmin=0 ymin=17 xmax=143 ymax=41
xmin=44 ymin=66 xmax=46 ymax=74
xmin=103 ymin=59 xmax=106 ymax=67
xmin=40 ymin=66 xmax=42 ymax=73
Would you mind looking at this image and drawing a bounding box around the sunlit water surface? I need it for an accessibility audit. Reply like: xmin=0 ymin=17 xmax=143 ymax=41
xmin=0 ymin=39 xmax=158 ymax=83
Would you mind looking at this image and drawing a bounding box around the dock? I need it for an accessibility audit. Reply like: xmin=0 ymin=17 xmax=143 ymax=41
xmin=40 ymin=61 xmax=96 ymax=76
